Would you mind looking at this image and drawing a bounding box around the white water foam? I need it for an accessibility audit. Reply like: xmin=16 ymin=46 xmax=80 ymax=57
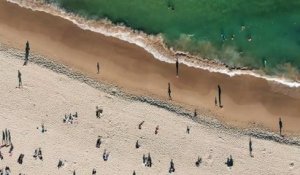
xmin=6 ymin=0 xmax=300 ymax=88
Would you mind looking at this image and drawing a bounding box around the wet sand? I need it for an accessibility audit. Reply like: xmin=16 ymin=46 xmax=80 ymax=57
xmin=0 ymin=1 xmax=300 ymax=134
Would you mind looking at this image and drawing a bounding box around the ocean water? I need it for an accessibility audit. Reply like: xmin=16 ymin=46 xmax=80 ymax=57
xmin=50 ymin=0 xmax=300 ymax=79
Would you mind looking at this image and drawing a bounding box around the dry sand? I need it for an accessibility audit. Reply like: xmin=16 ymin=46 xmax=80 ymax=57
xmin=0 ymin=45 xmax=300 ymax=175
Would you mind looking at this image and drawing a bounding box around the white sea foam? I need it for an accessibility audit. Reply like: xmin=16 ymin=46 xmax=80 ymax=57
xmin=6 ymin=0 xmax=300 ymax=88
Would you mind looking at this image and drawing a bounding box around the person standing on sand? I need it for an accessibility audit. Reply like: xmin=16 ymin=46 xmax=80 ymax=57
xmin=217 ymin=85 xmax=222 ymax=108
xmin=249 ymin=137 xmax=253 ymax=157
xmin=0 ymin=151 xmax=3 ymax=160
xmin=96 ymin=136 xmax=101 ymax=148
xmin=24 ymin=41 xmax=30 ymax=65
xmin=18 ymin=70 xmax=22 ymax=88
xmin=135 ymin=140 xmax=140 ymax=149
xmin=168 ymin=83 xmax=172 ymax=100
xmin=97 ymin=62 xmax=100 ymax=74
xmin=279 ymin=117 xmax=283 ymax=136
xmin=169 ymin=159 xmax=175 ymax=173
xmin=2 ymin=131 xmax=4 ymax=145
xmin=155 ymin=125 xmax=159 ymax=135
xmin=5 ymin=129 xmax=8 ymax=145
xmin=147 ymin=153 xmax=152 ymax=167
xmin=194 ymin=109 xmax=197 ymax=118
xmin=186 ymin=126 xmax=190 ymax=134
xmin=176 ymin=58 xmax=179 ymax=77
xmin=9 ymin=143 xmax=14 ymax=155
xmin=8 ymin=130 xmax=11 ymax=145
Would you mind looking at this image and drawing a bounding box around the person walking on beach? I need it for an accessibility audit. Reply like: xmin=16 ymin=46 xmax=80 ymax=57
xmin=249 ymin=137 xmax=253 ymax=157
xmin=279 ymin=117 xmax=283 ymax=136
xmin=195 ymin=156 xmax=202 ymax=167
xmin=176 ymin=58 xmax=179 ymax=77
xmin=217 ymin=85 xmax=222 ymax=108
xmin=18 ymin=70 xmax=22 ymax=88
xmin=135 ymin=140 xmax=140 ymax=149
xmin=24 ymin=41 xmax=30 ymax=65
xmin=9 ymin=143 xmax=14 ymax=155
xmin=146 ymin=153 xmax=152 ymax=167
xmin=138 ymin=121 xmax=144 ymax=129
xmin=97 ymin=62 xmax=100 ymax=74
xmin=168 ymin=83 xmax=172 ymax=100
xmin=169 ymin=159 xmax=175 ymax=173
xmin=96 ymin=136 xmax=101 ymax=148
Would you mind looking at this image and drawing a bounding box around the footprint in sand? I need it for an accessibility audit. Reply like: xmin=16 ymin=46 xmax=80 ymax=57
xmin=204 ymin=152 xmax=214 ymax=166
xmin=261 ymin=148 xmax=267 ymax=156
xmin=218 ymin=136 xmax=225 ymax=142
xmin=88 ymin=127 xmax=95 ymax=134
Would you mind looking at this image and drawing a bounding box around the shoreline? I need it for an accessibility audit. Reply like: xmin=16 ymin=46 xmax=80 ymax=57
xmin=1 ymin=0 xmax=300 ymax=135
xmin=2 ymin=42 xmax=300 ymax=146
xmin=7 ymin=0 xmax=300 ymax=88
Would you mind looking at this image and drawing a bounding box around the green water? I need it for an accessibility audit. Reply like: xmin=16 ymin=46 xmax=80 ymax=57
xmin=51 ymin=0 xmax=300 ymax=78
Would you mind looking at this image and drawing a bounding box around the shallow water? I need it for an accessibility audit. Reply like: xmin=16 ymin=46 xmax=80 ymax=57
xmin=52 ymin=0 xmax=300 ymax=78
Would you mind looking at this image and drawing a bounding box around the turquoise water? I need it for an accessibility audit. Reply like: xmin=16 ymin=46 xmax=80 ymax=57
xmin=51 ymin=0 xmax=300 ymax=78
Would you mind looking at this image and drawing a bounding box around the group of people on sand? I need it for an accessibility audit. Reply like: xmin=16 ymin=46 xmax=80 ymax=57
xmin=33 ymin=148 xmax=43 ymax=161
xmin=143 ymin=153 xmax=152 ymax=167
xmin=1 ymin=129 xmax=11 ymax=147
xmin=72 ymin=168 xmax=97 ymax=175
xmin=37 ymin=123 xmax=47 ymax=133
xmin=63 ymin=112 xmax=78 ymax=124
xmin=135 ymin=118 xmax=238 ymax=173
xmin=16 ymin=41 xmax=30 ymax=89
xmin=1 ymin=129 xmax=14 ymax=158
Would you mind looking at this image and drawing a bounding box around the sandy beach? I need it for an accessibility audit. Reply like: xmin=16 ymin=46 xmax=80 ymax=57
xmin=0 ymin=43 xmax=299 ymax=174
xmin=0 ymin=1 xmax=300 ymax=135
xmin=1 ymin=1 xmax=300 ymax=174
